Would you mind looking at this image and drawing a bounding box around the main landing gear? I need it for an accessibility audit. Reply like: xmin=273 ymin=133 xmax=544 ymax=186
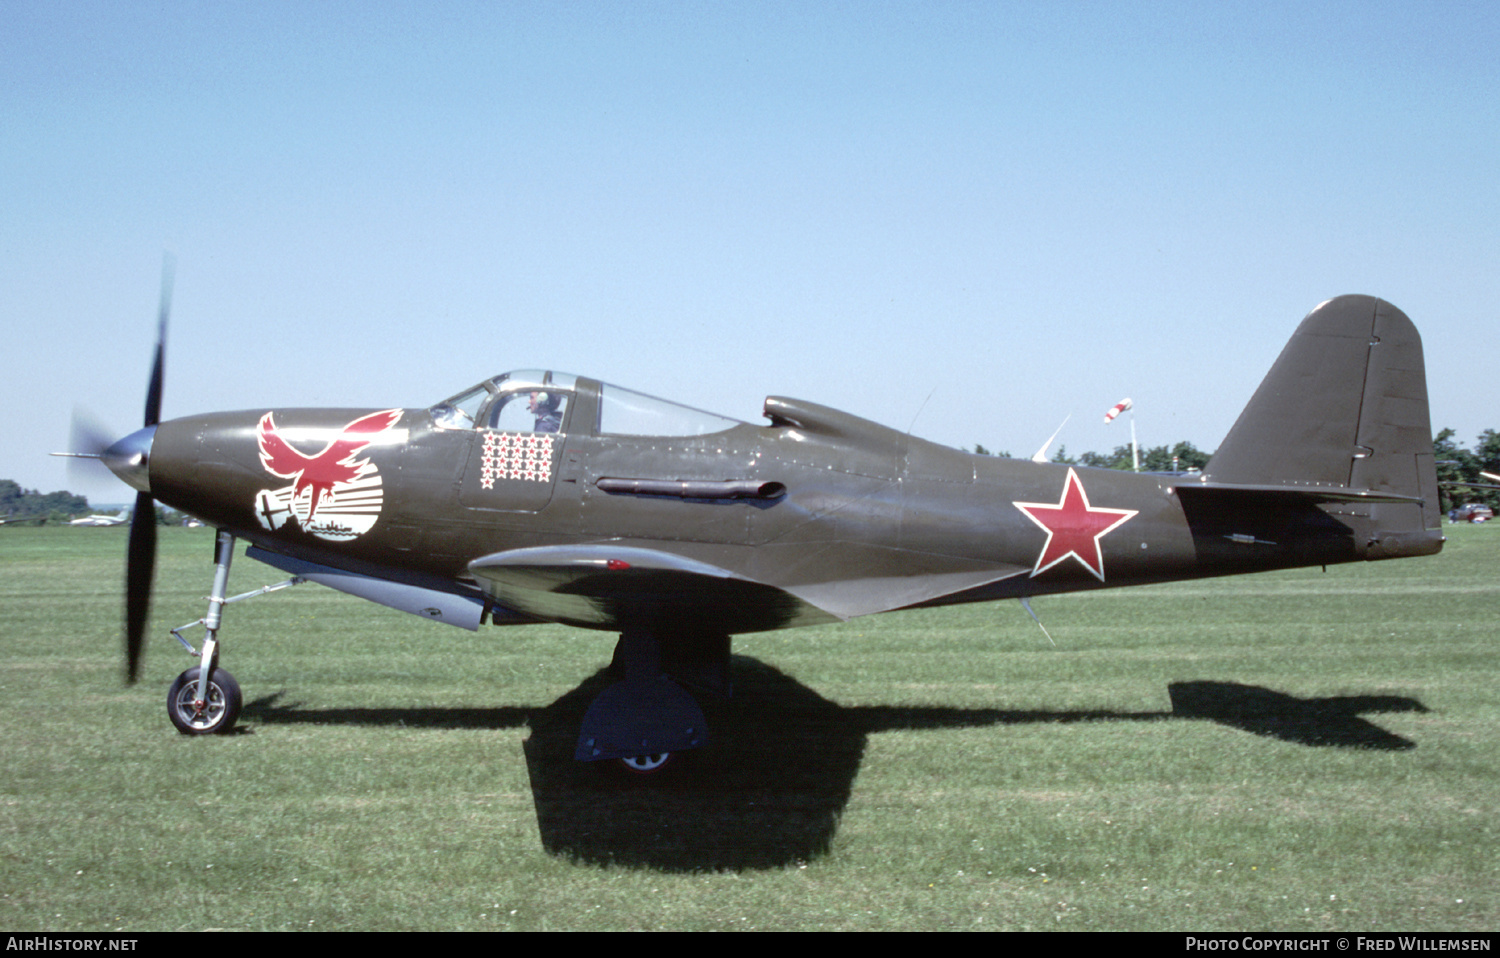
xmin=163 ymin=530 xmax=305 ymax=735
xmin=576 ymin=630 xmax=732 ymax=775
xmin=618 ymin=753 xmax=674 ymax=774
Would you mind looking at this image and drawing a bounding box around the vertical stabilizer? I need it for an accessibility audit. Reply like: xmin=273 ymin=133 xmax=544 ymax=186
xmin=1202 ymin=295 xmax=1442 ymax=550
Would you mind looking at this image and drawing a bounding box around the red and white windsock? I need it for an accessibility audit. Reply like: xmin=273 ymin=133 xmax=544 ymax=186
xmin=1103 ymin=398 xmax=1133 ymax=424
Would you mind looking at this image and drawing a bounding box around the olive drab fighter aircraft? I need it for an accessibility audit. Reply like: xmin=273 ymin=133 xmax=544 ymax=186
xmin=78 ymin=289 xmax=1444 ymax=774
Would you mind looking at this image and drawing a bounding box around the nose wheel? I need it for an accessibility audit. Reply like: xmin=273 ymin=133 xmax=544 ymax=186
xmin=158 ymin=530 xmax=307 ymax=737
xmin=167 ymin=666 xmax=243 ymax=735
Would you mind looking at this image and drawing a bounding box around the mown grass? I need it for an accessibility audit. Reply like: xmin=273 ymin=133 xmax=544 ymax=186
xmin=0 ymin=523 xmax=1495 ymax=931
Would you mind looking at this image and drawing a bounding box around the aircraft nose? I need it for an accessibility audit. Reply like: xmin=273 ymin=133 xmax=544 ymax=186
xmin=102 ymin=426 xmax=156 ymax=494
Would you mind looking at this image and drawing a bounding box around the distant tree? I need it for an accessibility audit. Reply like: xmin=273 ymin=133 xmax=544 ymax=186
xmin=0 ymin=479 xmax=89 ymax=520
xmin=1174 ymin=441 xmax=1212 ymax=471
xmin=1465 ymin=429 xmax=1500 ymax=509
xmin=968 ymin=444 xmax=1014 ymax=458
xmin=1432 ymin=428 xmax=1500 ymax=512
xmin=1078 ymin=445 xmax=1134 ymax=470
xmin=1476 ymin=431 xmax=1500 ymax=512
xmin=1069 ymin=440 xmax=1211 ymax=473
xmin=1475 ymin=429 xmax=1500 ymax=474
xmin=1140 ymin=441 xmax=1211 ymax=473
xmin=1434 ymin=428 xmax=1478 ymax=512
xmin=0 ymin=479 xmax=22 ymax=514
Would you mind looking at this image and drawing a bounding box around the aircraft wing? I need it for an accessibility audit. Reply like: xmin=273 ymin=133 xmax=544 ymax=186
xmin=248 ymin=546 xmax=500 ymax=630
xmin=469 ymin=544 xmax=833 ymax=634
xmin=468 ymin=543 xmax=1027 ymax=634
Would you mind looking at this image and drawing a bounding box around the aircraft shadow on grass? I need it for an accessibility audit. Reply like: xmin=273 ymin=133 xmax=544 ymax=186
xmin=241 ymin=657 xmax=1426 ymax=872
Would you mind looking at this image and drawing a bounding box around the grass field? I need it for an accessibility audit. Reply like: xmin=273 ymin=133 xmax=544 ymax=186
xmin=1 ymin=523 xmax=1496 ymax=931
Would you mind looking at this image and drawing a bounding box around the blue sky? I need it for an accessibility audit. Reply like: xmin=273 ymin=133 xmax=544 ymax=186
xmin=4 ymin=1 xmax=1497 ymax=502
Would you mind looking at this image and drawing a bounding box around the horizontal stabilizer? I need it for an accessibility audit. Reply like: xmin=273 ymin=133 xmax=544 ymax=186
xmin=1177 ymin=481 xmax=1425 ymax=506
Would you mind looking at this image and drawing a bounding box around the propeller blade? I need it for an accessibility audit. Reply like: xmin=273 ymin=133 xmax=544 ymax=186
xmin=124 ymin=490 xmax=156 ymax=683
xmin=69 ymin=407 xmax=113 ymax=457
xmin=144 ymin=256 xmax=173 ymax=428
xmin=56 ymin=407 xmax=114 ymax=482
xmin=124 ymin=254 xmax=172 ymax=683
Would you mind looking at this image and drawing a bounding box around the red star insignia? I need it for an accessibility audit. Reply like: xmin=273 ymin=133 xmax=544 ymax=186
xmin=1013 ymin=468 xmax=1137 ymax=581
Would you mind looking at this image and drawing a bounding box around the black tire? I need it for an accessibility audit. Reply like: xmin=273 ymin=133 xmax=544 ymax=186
xmin=167 ymin=667 xmax=243 ymax=735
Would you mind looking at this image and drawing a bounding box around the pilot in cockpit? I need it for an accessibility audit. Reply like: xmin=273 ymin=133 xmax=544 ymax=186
xmin=529 ymin=391 xmax=563 ymax=433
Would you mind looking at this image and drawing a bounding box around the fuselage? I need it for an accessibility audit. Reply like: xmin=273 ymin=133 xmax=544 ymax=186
xmin=110 ymin=369 xmax=1437 ymax=635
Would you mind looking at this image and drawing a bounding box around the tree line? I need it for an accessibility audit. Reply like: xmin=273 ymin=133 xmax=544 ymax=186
xmin=970 ymin=441 xmax=1213 ymax=473
xmin=0 ymin=479 xmax=89 ymax=521
xmin=973 ymin=428 xmax=1500 ymax=511
xmin=1 ymin=480 xmax=198 ymax=526
xmin=1434 ymin=429 xmax=1500 ymax=511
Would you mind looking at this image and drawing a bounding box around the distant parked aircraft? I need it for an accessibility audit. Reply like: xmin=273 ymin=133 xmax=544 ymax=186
xmin=69 ymin=509 xmax=130 ymax=527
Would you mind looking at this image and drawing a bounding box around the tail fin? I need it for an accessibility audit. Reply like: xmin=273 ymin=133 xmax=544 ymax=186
xmin=1200 ymin=295 xmax=1442 ymax=558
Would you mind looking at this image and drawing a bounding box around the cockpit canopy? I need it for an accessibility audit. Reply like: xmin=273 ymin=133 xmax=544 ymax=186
xmin=430 ymin=370 xmax=573 ymax=433
xmin=430 ymin=370 xmax=745 ymax=438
